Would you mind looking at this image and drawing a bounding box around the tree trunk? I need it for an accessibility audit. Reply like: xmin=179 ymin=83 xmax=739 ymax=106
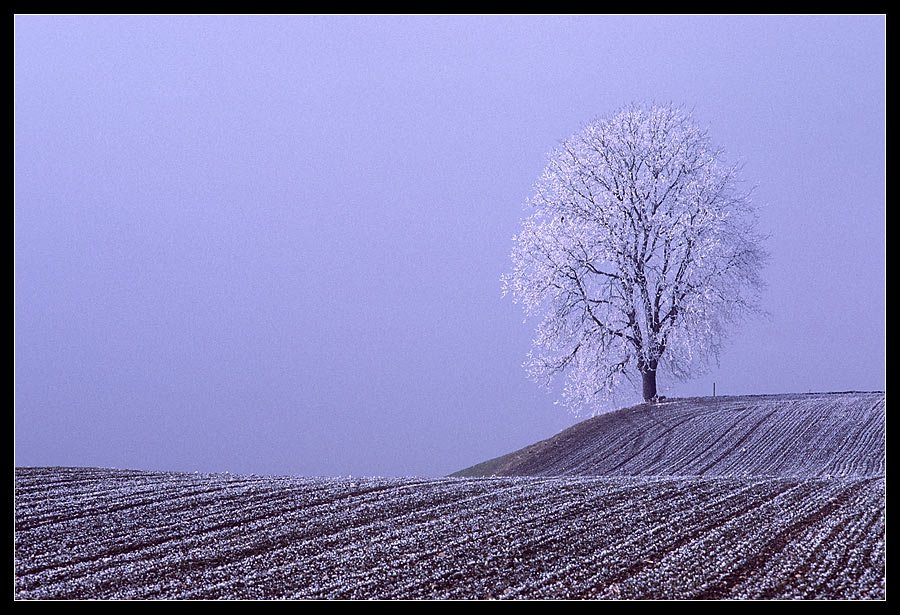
xmin=642 ymin=367 xmax=657 ymax=401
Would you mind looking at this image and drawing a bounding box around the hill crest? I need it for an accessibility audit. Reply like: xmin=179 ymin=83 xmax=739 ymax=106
xmin=452 ymin=392 xmax=885 ymax=478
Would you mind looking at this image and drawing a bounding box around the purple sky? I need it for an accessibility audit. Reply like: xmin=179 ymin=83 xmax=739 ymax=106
xmin=15 ymin=15 xmax=885 ymax=477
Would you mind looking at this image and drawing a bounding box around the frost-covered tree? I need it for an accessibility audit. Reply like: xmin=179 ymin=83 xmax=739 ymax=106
xmin=504 ymin=103 xmax=766 ymax=413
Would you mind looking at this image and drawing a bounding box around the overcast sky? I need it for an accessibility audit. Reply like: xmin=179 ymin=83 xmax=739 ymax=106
xmin=15 ymin=15 xmax=885 ymax=477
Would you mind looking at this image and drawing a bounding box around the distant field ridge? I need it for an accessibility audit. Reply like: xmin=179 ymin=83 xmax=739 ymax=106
xmin=452 ymin=392 xmax=885 ymax=478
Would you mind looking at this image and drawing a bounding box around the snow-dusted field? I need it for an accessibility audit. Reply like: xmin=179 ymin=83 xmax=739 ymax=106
xmin=15 ymin=393 xmax=884 ymax=600
xmin=455 ymin=392 xmax=885 ymax=478
xmin=16 ymin=467 xmax=883 ymax=600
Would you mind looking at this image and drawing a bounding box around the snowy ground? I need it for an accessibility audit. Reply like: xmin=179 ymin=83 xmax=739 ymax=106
xmin=15 ymin=467 xmax=884 ymax=600
xmin=16 ymin=392 xmax=885 ymax=600
xmin=455 ymin=392 xmax=885 ymax=478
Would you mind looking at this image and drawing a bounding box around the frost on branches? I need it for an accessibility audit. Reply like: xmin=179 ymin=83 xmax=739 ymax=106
xmin=503 ymin=103 xmax=766 ymax=414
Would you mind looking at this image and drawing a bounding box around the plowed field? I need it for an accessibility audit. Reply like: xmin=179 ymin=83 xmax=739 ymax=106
xmin=15 ymin=393 xmax=885 ymax=600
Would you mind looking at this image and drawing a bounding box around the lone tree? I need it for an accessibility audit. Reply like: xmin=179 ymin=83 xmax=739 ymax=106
xmin=504 ymin=103 xmax=766 ymax=412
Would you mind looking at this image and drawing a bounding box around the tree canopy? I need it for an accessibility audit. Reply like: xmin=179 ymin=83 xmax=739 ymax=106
xmin=504 ymin=103 xmax=766 ymax=413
